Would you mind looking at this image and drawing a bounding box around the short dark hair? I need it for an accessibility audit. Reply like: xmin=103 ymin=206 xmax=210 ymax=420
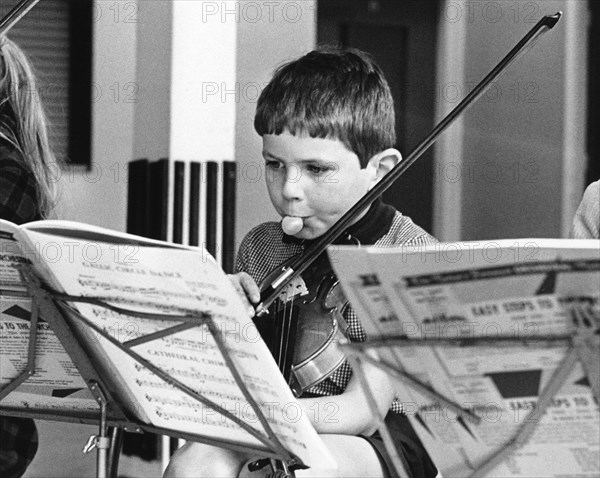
xmin=254 ymin=46 xmax=396 ymax=167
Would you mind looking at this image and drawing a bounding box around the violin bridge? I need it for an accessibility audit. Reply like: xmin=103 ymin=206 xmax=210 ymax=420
xmin=278 ymin=276 xmax=309 ymax=302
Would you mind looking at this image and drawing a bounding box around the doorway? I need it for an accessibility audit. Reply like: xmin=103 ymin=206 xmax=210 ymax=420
xmin=318 ymin=0 xmax=440 ymax=233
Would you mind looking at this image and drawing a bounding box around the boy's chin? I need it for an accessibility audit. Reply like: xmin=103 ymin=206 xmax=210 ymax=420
xmin=293 ymin=231 xmax=316 ymax=240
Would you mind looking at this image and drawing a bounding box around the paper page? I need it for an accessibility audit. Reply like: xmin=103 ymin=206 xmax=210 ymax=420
xmin=388 ymin=344 xmax=474 ymax=477
xmin=0 ymin=295 xmax=97 ymax=415
xmin=368 ymin=239 xmax=599 ymax=340
xmin=1 ymin=221 xmax=98 ymax=417
xmin=330 ymin=239 xmax=600 ymax=477
xmin=20 ymin=219 xmax=192 ymax=249
xmin=328 ymin=246 xmax=413 ymax=339
xmin=329 ymin=247 xmax=472 ymax=474
xmin=444 ymin=356 xmax=597 ymax=477
xmin=18 ymin=227 xmax=336 ymax=470
xmin=1 ymin=220 xmax=29 ymax=294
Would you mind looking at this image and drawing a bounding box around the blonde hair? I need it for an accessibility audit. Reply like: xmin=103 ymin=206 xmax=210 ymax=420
xmin=0 ymin=36 xmax=59 ymax=218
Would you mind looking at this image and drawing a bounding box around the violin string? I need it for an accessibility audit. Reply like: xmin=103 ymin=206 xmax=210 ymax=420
xmin=281 ymin=298 xmax=288 ymax=372
xmin=282 ymin=291 xmax=295 ymax=379
xmin=277 ymin=299 xmax=286 ymax=368
xmin=274 ymin=288 xmax=294 ymax=377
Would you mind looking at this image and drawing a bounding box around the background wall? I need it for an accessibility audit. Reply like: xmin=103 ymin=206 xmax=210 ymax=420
xmin=434 ymin=0 xmax=589 ymax=241
xmin=461 ymin=0 xmax=567 ymax=240
xmin=54 ymin=3 xmax=136 ymax=230
xmin=234 ymin=2 xmax=317 ymax=244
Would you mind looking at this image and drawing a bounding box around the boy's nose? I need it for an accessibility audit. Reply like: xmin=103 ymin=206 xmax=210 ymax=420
xmin=281 ymin=167 xmax=304 ymax=200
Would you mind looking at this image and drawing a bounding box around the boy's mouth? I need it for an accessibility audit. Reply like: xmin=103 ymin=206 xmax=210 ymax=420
xmin=281 ymin=216 xmax=305 ymax=235
xmin=281 ymin=212 xmax=309 ymax=220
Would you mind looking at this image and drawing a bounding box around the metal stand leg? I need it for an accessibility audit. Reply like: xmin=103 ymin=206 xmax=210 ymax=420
xmin=83 ymin=380 xmax=113 ymax=478
xmin=107 ymin=427 xmax=124 ymax=478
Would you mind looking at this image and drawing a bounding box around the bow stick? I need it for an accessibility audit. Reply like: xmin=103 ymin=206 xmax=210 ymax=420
xmin=0 ymin=0 xmax=40 ymax=37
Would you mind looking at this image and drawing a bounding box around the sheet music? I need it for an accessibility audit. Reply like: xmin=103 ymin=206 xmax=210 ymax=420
xmin=1 ymin=225 xmax=97 ymax=415
xmin=0 ymin=296 xmax=97 ymax=413
xmin=1 ymin=223 xmax=29 ymax=293
xmin=16 ymin=221 xmax=336 ymax=469
xmin=330 ymin=239 xmax=600 ymax=477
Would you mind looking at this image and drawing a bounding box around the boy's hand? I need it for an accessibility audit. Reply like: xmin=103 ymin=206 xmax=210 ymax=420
xmin=228 ymin=272 xmax=260 ymax=317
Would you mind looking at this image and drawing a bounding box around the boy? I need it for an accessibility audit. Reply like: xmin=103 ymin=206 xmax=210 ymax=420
xmin=164 ymin=47 xmax=437 ymax=478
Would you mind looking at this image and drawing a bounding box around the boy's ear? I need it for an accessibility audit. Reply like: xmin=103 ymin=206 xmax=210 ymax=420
xmin=366 ymin=148 xmax=402 ymax=187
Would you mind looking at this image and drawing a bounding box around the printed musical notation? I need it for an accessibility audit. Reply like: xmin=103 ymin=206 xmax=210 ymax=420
xmin=10 ymin=222 xmax=335 ymax=469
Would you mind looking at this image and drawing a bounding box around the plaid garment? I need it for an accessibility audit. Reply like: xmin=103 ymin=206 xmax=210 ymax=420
xmin=236 ymin=201 xmax=437 ymax=414
xmin=1 ymin=142 xmax=41 ymax=478
xmin=0 ymin=147 xmax=42 ymax=225
xmin=0 ymin=418 xmax=39 ymax=478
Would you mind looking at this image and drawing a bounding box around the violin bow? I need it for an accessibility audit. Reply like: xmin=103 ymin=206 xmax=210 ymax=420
xmin=256 ymin=11 xmax=562 ymax=316
xmin=0 ymin=0 xmax=40 ymax=37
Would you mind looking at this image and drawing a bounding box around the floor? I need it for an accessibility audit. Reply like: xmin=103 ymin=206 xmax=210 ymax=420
xmin=23 ymin=421 xmax=164 ymax=478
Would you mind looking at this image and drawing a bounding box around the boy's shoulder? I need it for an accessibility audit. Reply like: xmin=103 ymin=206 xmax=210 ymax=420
xmin=376 ymin=211 xmax=437 ymax=247
xmin=242 ymin=221 xmax=285 ymax=246
xmin=238 ymin=220 xmax=303 ymax=259
xmin=236 ymin=221 xmax=304 ymax=281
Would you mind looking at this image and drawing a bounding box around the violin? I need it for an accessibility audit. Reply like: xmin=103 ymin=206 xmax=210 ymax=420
xmin=254 ymin=239 xmax=352 ymax=397
xmin=253 ymin=12 xmax=562 ymax=398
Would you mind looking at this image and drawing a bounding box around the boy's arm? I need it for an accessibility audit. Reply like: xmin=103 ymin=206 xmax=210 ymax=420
xmin=298 ymin=359 xmax=396 ymax=436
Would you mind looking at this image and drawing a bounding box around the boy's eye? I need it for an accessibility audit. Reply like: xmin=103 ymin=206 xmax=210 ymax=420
xmin=306 ymin=164 xmax=329 ymax=175
xmin=265 ymin=160 xmax=282 ymax=169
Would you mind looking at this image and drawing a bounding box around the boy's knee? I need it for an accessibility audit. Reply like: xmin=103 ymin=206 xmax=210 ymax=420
xmin=163 ymin=442 xmax=245 ymax=478
xmin=162 ymin=444 xmax=197 ymax=478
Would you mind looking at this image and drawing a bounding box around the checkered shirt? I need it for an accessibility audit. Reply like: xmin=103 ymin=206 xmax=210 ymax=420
xmin=236 ymin=210 xmax=436 ymax=414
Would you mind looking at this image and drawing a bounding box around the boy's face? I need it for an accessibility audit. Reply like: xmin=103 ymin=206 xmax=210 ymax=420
xmin=262 ymin=131 xmax=376 ymax=240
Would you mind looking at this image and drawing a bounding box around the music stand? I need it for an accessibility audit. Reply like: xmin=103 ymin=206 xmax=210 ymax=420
xmin=2 ymin=266 xmax=305 ymax=477
xmin=1 ymin=269 xmax=140 ymax=478
xmin=341 ymin=310 xmax=600 ymax=478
